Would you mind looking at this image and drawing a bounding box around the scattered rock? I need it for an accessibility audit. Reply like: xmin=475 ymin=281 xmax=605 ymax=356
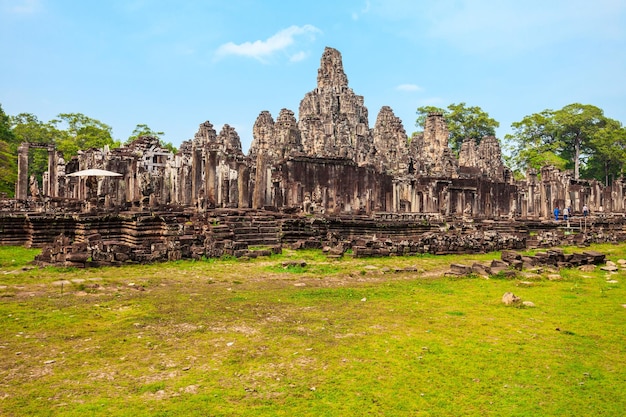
xmin=578 ymin=264 xmax=596 ymax=272
xmin=471 ymin=263 xmax=490 ymax=277
xmin=522 ymin=301 xmax=535 ymax=307
xmin=282 ymin=260 xmax=307 ymax=268
xmin=448 ymin=264 xmax=472 ymax=276
xmin=502 ymin=292 xmax=521 ymax=305
xmin=181 ymin=385 xmax=197 ymax=393
xmin=601 ymin=265 xmax=619 ymax=272
xmin=547 ymin=274 xmax=562 ymax=281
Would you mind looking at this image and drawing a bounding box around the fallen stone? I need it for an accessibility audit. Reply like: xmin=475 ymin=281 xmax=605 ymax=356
xmin=282 ymin=260 xmax=307 ymax=268
xmin=501 ymin=250 xmax=522 ymax=263
xmin=502 ymin=292 xmax=521 ymax=305
xmin=522 ymin=301 xmax=535 ymax=307
xmin=449 ymin=264 xmax=472 ymax=276
xmin=583 ymin=250 xmax=606 ymax=264
xmin=578 ymin=264 xmax=596 ymax=272
xmin=601 ymin=265 xmax=619 ymax=272
xmin=471 ymin=263 xmax=490 ymax=277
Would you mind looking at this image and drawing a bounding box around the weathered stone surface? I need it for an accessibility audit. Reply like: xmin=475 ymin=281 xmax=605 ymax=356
xmin=476 ymin=136 xmax=505 ymax=182
xmin=371 ymin=106 xmax=409 ymax=175
xmin=502 ymin=292 xmax=521 ymax=305
xmin=449 ymin=263 xmax=472 ymax=275
xmin=298 ymin=47 xmax=370 ymax=162
xmin=410 ymin=113 xmax=458 ymax=178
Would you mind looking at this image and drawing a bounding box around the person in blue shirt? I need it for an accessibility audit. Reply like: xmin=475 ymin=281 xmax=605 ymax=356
xmin=553 ymin=206 xmax=560 ymax=221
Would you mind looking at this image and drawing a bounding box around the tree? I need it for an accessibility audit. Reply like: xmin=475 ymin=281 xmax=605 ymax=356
xmin=51 ymin=113 xmax=120 ymax=157
xmin=11 ymin=113 xmax=60 ymax=146
xmin=416 ymin=103 xmax=499 ymax=153
xmin=506 ymin=104 xmax=616 ymax=180
xmin=126 ymin=123 xmax=177 ymax=153
xmin=10 ymin=113 xmax=62 ymax=187
xmin=584 ymin=122 xmax=626 ymax=185
xmin=126 ymin=124 xmax=164 ymax=143
xmin=0 ymin=104 xmax=17 ymax=196
xmin=504 ymin=110 xmax=567 ymax=175
xmin=553 ymin=103 xmax=608 ymax=179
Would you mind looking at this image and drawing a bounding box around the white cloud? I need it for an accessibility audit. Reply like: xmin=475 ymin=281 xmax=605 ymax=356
xmin=215 ymin=25 xmax=321 ymax=62
xmin=396 ymin=84 xmax=422 ymax=92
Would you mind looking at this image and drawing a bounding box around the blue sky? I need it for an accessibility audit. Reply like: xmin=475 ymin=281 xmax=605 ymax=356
xmin=1 ymin=0 xmax=625 ymax=153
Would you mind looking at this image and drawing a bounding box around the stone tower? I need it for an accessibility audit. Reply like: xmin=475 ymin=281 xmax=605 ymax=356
xmin=411 ymin=113 xmax=458 ymax=177
xmin=298 ymin=47 xmax=371 ymax=162
xmin=371 ymin=106 xmax=409 ymax=175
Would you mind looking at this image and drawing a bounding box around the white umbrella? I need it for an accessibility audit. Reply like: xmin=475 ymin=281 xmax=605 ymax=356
xmin=66 ymin=168 xmax=122 ymax=177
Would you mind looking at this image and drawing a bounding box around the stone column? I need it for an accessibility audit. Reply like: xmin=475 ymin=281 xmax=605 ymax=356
xmin=206 ymin=151 xmax=217 ymax=206
xmin=253 ymin=151 xmax=267 ymax=209
xmin=191 ymin=147 xmax=203 ymax=203
xmin=238 ymin=163 xmax=250 ymax=208
xmin=16 ymin=143 xmax=29 ymax=200
xmin=47 ymin=145 xmax=58 ymax=197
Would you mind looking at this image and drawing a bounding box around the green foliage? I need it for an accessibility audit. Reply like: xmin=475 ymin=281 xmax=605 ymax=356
xmin=0 ymin=104 xmax=16 ymax=196
xmin=9 ymin=113 xmax=61 ymax=185
xmin=507 ymin=103 xmax=621 ymax=181
xmin=0 ymin=104 xmax=14 ymax=144
xmin=126 ymin=123 xmax=177 ymax=153
xmin=416 ymin=103 xmax=499 ymax=153
xmin=583 ymin=122 xmax=626 ymax=185
xmin=7 ymin=112 xmax=121 ymax=186
xmin=52 ymin=112 xmax=120 ymax=157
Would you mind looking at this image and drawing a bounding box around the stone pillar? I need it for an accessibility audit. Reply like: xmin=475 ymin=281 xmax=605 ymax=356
xmin=206 ymin=151 xmax=217 ymax=206
xmin=238 ymin=163 xmax=250 ymax=208
xmin=191 ymin=148 xmax=203 ymax=202
xmin=16 ymin=143 xmax=29 ymax=200
xmin=47 ymin=145 xmax=58 ymax=197
xmin=253 ymin=151 xmax=267 ymax=209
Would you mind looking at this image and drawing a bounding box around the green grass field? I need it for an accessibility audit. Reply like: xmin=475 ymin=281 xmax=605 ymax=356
xmin=0 ymin=245 xmax=624 ymax=416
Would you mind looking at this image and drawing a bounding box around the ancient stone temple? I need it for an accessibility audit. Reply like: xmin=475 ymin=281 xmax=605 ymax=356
xmin=5 ymin=46 xmax=626 ymax=265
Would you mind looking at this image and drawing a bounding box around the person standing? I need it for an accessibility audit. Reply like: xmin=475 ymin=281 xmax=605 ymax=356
xmin=554 ymin=206 xmax=560 ymax=221
xmin=583 ymin=204 xmax=589 ymax=217
xmin=563 ymin=206 xmax=569 ymax=221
